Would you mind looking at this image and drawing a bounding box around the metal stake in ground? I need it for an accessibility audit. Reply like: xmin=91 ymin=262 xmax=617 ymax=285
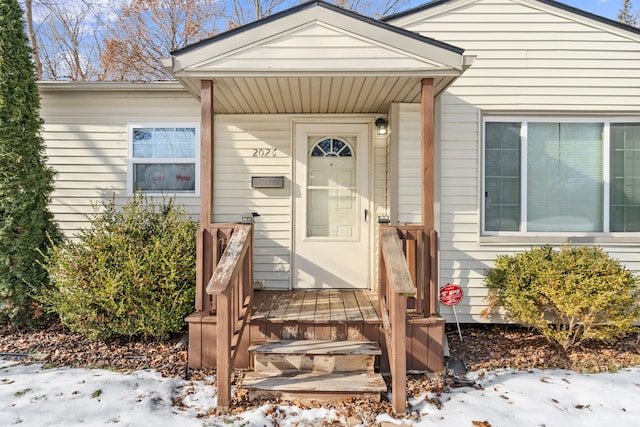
xmin=439 ymin=284 xmax=464 ymax=341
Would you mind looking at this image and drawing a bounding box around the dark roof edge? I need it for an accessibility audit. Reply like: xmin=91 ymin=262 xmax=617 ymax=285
xmin=382 ymin=0 xmax=449 ymax=21
xmin=383 ymin=0 xmax=640 ymax=37
xmin=172 ymin=0 xmax=464 ymax=57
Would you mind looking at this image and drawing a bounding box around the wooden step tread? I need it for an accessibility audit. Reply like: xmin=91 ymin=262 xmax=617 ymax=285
xmin=242 ymin=371 xmax=387 ymax=393
xmin=249 ymin=340 xmax=382 ymax=355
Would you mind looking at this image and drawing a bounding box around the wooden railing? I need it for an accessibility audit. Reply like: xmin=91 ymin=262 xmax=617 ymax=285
xmin=378 ymin=226 xmax=415 ymax=413
xmin=392 ymin=225 xmax=439 ymax=317
xmin=203 ymin=223 xmax=253 ymax=409
xmin=195 ymin=223 xmax=240 ymax=315
xmin=378 ymin=225 xmax=438 ymax=413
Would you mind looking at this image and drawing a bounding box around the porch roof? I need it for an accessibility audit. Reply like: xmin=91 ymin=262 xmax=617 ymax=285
xmin=161 ymin=0 xmax=472 ymax=114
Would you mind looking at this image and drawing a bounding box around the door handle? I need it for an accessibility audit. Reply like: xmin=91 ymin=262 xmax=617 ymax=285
xmin=364 ymin=209 xmax=369 ymax=222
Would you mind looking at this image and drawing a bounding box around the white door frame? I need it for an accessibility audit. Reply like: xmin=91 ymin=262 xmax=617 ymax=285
xmin=292 ymin=121 xmax=372 ymax=289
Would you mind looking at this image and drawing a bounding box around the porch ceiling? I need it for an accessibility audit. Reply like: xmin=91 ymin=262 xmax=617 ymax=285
xmin=177 ymin=75 xmax=457 ymax=114
xmin=162 ymin=1 xmax=470 ymax=114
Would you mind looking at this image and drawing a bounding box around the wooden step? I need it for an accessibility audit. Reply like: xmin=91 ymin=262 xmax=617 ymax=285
xmin=242 ymin=371 xmax=387 ymax=403
xmin=250 ymin=340 xmax=382 ymax=355
xmin=249 ymin=340 xmax=381 ymax=374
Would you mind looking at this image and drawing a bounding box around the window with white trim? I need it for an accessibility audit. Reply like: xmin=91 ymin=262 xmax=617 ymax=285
xmin=483 ymin=118 xmax=640 ymax=234
xmin=128 ymin=124 xmax=199 ymax=195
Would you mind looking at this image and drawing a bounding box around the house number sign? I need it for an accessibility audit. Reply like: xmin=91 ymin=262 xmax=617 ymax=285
xmin=252 ymin=148 xmax=277 ymax=157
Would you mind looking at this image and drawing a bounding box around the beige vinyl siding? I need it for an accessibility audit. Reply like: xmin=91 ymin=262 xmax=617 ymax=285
xmin=212 ymin=115 xmax=292 ymax=290
xmin=373 ymin=131 xmax=388 ymax=221
xmin=394 ymin=103 xmax=422 ymax=224
xmin=388 ymin=0 xmax=640 ymax=322
xmin=390 ymin=101 xmax=442 ymax=227
xmin=372 ymin=129 xmax=390 ymax=288
xmin=40 ymin=84 xmax=201 ymax=236
xmin=208 ymin=23 xmax=449 ymax=72
xmin=393 ymin=98 xmax=486 ymax=321
xmin=392 ymin=0 xmax=640 ymax=111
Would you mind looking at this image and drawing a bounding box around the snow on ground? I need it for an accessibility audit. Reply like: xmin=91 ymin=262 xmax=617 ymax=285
xmin=1 ymin=358 xmax=639 ymax=426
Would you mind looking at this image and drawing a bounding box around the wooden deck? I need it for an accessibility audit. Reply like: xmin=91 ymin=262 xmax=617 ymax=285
xmin=250 ymin=290 xmax=381 ymax=342
xmin=252 ymin=290 xmax=380 ymax=323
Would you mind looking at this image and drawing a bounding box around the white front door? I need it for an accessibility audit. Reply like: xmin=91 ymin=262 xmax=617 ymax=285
xmin=293 ymin=123 xmax=370 ymax=289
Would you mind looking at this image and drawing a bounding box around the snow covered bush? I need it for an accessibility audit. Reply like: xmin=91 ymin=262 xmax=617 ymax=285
xmin=483 ymin=245 xmax=640 ymax=349
xmin=43 ymin=195 xmax=197 ymax=340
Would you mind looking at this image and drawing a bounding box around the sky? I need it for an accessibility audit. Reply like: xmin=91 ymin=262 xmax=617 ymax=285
xmin=555 ymin=0 xmax=624 ymax=20
xmin=403 ymin=1 xmax=626 ymax=21
xmin=1 ymin=359 xmax=640 ymax=427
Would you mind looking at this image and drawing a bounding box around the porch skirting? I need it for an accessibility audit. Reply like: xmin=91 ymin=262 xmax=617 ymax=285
xmin=186 ymin=290 xmax=445 ymax=373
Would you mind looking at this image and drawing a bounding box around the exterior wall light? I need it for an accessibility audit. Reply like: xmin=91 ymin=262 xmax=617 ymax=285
xmin=375 ymin=118 xmax=388 ymax=135
xmin=377 ymin=215 xmax=391 ymax=224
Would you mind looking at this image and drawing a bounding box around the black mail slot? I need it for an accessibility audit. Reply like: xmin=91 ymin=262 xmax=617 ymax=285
xmin=251 ymin=176 xmax=285 ymax=188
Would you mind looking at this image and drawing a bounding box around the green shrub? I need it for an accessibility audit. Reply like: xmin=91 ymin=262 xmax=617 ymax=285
xmin=42 ymin=194 xmax=197 ymax=340
xmin=0 ymin=0 xmax=62 ymax=328
xmin=483 ymin=245 xmax=640 ymax=349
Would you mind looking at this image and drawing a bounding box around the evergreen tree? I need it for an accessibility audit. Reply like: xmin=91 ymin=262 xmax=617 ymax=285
xmin=0 ymin=0 xmax=61 ymax=328
xmin=618 ymin=0 xmax=639 ymax=27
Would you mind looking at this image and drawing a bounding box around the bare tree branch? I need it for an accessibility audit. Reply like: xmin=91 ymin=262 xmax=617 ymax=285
xmin=101 ymin=0 xmax=223 ymax=81
xmin=22 ymin=0 xmax=412 ymax=81
xmin=21 ymin=0 xmax=111 ymax=80
xmin=332 ymin=0 xmax=409 ymax=18
xmin=24 ymin=0 xmax=43 ymax=79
